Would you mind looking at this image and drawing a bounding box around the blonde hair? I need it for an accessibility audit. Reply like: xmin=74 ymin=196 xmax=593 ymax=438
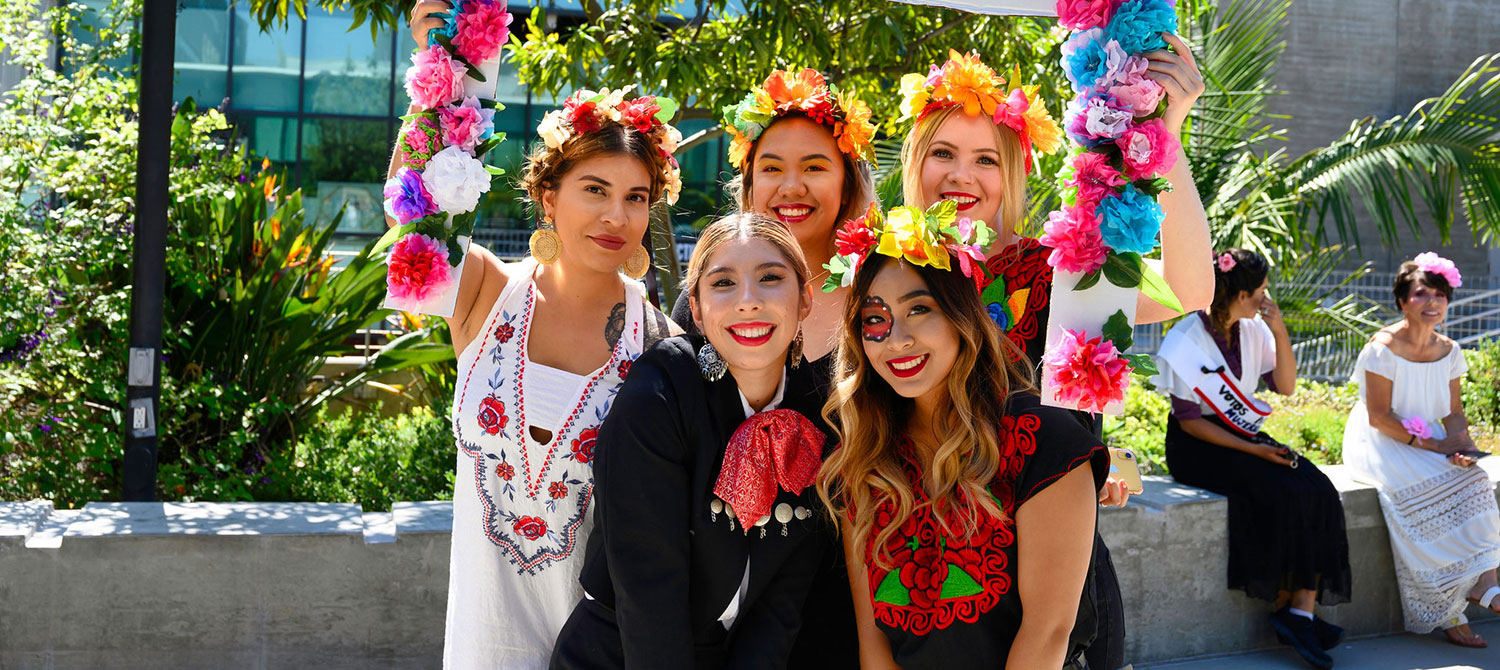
xmin=817 ymin=255 xmax=1035 ymax=569
xmin=684 ymin=212 xmax=812 ymax=301
xmin=900 ymin=106 xmax=1028 ymax=236
xmin=725 ymin=114 xmax=876 ymax=231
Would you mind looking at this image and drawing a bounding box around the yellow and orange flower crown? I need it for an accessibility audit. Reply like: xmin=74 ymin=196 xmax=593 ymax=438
xmin=721 ymin=68 xmax=878 ymax=171
xmin=899 ymin=51 xmax=1064 ymax=174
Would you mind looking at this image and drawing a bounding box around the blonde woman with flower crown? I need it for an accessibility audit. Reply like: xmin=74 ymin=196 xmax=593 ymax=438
xmin=388 ymin=10 xmax=682 ymax=668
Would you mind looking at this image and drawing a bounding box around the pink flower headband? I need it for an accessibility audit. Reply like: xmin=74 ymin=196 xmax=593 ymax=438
xmin=1215 ymin=252 xmax=1235 ymax=273
xmin=1413 ymin=252 xmax=1462 ymax=288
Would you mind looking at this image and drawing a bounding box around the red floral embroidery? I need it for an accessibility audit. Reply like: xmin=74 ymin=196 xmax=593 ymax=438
xmin=617 ymin=358 xmax=632 ymax=379
xmin=571 ymin=426 xmax=599 ymax=463
xmin=494 ymin=322 xmax=515 ymax=343
xmin=548 ymin=481 xmax=568 ymax=499
xmin=981 ymin=238 xmax=1053 ymax=362
xmin=496 ymin=462 xmax=514 ymax=480
xmin=513 ymin=515 xmax=548 ymax=540
xmin=477 ymin=395 xmax=508 ymax=435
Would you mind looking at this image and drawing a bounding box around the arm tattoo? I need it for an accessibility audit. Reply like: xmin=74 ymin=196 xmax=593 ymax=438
xmin=604 ymin=302 xmax=627 ymax=350
xmin=642 ymin=303 xmax=671 ymax=350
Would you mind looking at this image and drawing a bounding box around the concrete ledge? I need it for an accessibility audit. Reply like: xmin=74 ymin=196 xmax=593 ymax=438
xmin=0 ymin=459 xmax=1495 ymax=667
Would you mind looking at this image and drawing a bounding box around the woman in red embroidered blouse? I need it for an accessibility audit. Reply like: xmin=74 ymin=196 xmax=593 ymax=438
xmin=817 ymin=248 xmax=1108 ymax=669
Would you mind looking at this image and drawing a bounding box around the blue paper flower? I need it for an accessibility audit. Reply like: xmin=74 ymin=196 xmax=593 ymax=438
xmin=1096 ymin=184 xmax=1163 ymax=255
xmin=427 ymin=0 xmax=465 ymax=45
xmin=1061 ymin=28 xmax=1111 ymax=92
xmin=1105 ymin=0 xmax=1178 ymax=55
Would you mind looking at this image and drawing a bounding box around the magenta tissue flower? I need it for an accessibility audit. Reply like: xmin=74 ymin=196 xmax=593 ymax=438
xmin=382 ymin=168 xmax=439 ymax=225
xmin=1216 ymin=252 xmax=1236 ymax=273
xmin=1042 ymin=328 xmax=1131 ymax=414
xmin=1413 ymin=252 xmax=1463 ymax=288
xmin=1057 ymin=0 xmax=1118 ymax=31
xmin=1066 ymin=92 xmax=1133 ymax=147
xmin=398 ymin=116 xmax=443 ymax=169
xmin=1401 ymin=416 xmax=1433 ymax=441
xmin=439 ymin=96 xmax=496 ymax=153
xmin=1065 ymin=151 xmax=1127 ymax=208
xmin=404 ymin=46 xmax=466 ymax=109
xmin=453 ymin=0 xmax=512 ymax=65
xmin=387 ymin=233 xmax=453 ymax=307
xmin=1040 ymin=204 xmax=1109 ymax=274
xmin=1116 ymin=118 xmax=1180 ymax=180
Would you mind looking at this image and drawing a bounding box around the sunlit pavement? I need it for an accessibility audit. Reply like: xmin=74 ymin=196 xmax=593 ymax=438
xmin=1139 ymin=618 xmax=1500 ymax=669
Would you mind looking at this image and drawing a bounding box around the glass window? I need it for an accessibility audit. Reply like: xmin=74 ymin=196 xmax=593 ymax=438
xmin=303 ymin=6 xmax=394 ymax=117
xmin=239 ymin=114 xmax=298 ymax=166
xmin=300 ymin=118 xmax=395 ymax=234
xmin=231 ymin=4 xmax=302 ymax=112
xmin=174 ymin=0 xmax=231 ymax=106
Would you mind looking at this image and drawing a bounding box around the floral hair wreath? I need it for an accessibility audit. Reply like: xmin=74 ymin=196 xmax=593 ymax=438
xmin=898 ymin=50 xmax=1065 ymax=175
xmin=536 ymin=88 xmax=685 ymax=205
xmin=720 ymin=68 xmax=879 ymax=171
xmin=1413 ymin=251 xmax=1463 ymax=288
xmin=822 ymin=200 xmax=995 ymax=293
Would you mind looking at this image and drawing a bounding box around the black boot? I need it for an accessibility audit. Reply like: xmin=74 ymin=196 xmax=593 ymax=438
xmin=1312 ymin=616 xmax=1344 ymax=651
xmin=1270 ymin=608 xmax=1334 ymax=669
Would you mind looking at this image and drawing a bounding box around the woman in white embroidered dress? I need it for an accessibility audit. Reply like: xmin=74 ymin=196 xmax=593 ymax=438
xmin=1343 ymin=254 xmax=1500 ymax=649
xmin=391 ymin=12 xmax=680 ymax=666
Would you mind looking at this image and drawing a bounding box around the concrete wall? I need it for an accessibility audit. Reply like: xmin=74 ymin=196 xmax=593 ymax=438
xmin=2 ymin=463 xmax=1497 ymax=668
xmin=1268 ymin=0 xmax=1500 ymax=276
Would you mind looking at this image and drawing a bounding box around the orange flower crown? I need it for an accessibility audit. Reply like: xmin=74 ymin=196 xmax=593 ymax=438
xmin=899 ymin=51 xmax=1064 ymax=174
xmin=720 ymin=68 xmax=878 ymax=171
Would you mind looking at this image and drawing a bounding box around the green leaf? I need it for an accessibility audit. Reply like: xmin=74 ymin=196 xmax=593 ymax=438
xmin=473 ymin=136 xmax=504 ymax=157
xmin=1137 ymin=258 xmax=1184 ymax=314
xmin=1123 ymin=353 xmax=1159 ymax=377
xmin=1073 ymin=269 xmax=1103 ymax=292
xmin=371 ymin=222 xmax=415 ymax=254
xmin=1101 ymin=310 xmax=1133 ymax=352
xmin=446 ymin=237 xmax=465 ymax=266
xmin=483 ymin=164 xmax=506 ymax=176
xmin=654 ymin=96 xmax=679 ymax=123
xmin=1102 ymin=252 xmax=1144 ymax=289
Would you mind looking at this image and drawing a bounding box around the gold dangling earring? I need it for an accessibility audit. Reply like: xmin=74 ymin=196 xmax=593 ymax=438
xmin=529 ymin=216 xmax=562 ymax=265
xmin=789 ymin=328 xmax=804 ymax=369
xmin=622 ymin=245 xmax=651 ymax=279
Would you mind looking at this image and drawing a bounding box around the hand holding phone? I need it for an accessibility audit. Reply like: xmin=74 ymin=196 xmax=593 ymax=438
xmin=1107 ymin=448 xmax=1145 ymax=496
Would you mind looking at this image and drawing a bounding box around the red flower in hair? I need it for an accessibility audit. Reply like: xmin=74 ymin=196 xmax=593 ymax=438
xmin=617 ymin=96 xmax=661 ymax=134
xmin=565 ymin=98 xmax=602 ymax=135
xmin=835 ymin=219 xmax=878 ymax=258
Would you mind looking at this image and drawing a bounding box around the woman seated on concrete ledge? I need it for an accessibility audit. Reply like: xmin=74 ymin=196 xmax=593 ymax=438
xmin=1342 ymin=253 xmax=1500 ymax=649
xmin=1153 ymin=249 xmax=1352 ymax=670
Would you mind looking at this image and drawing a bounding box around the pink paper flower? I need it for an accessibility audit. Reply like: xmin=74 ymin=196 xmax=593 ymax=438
xmin=1116 ymin=118 xmax=1180 ymax=180
xmin=1042 ymin=329 xmax=1131 ymax=414
xmin=404 ymin=46 xmax=466 ymax=109
xmin=1401 ymin=416 xmax=1433 ymax=441
xmin=387 ymin=233 xmax=453 ymax=307
xmin=438 ymin=96 xmax=495 ymax=153
xmin=1066 ymin=93 xmax=1133 ymax=147
xmin=1413 ymin=252 xmax=1463 ymax=288
xmin=453 ymin=0 xmax=512 ymax=65
xmin=398 ymin=115 xmax=443 ymax=169
xmin=1057 ymin=0 xmax=1117 ymax=31
xmin=1108 ymin=70 xmax=1166 ymax=117
xmin=1065 ymin=151 xmax=1127 ymax=208
xmin=1040 ymin=204 xmax=1108 ymax=274
xmin=1216 ymin=252 xmax=1236 ymax=273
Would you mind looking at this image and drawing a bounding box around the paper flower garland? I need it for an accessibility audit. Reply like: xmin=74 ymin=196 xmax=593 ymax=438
xmin=822 ymin=201 xmax=995 ymax=292
xmin=1042 ymin=310 xmax=1158 ymax=414
xmin=377 ymin=0 xmax=513 ymax=312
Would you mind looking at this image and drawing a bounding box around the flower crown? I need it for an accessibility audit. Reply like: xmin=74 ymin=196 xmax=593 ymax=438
xmin=822 ymin=201 xmax=995 ymax=293
xmin=898 ymin=51 xmax=1064 ymax=174
xmin=721 ymin=68 xmax=878 ymax=171
xmin=1413 ymin=252 xmax=1463 ymax=288
xmin=536 ymin=88 xmax=685 ymax=205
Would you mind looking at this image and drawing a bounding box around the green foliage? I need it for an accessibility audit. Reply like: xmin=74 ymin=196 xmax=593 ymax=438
xmin=1262 ymin=381 xmax=1359 ymax=466
xmin=258 ymin=405 xmax=455 ymax=512
xmin=1461 ymin=339 xmax=1500 ymax=451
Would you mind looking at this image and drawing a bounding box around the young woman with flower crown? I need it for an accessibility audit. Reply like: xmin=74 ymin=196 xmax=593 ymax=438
xmin=1342 ymin=253 xmax=1500 ymax=649
xmin=391 ymin=8 xmax=682 ymax=668
xmin=817 ymin=204 xmax=1109 ymax=669
xmin=550 ymin=213 xmax=836 ymax=669
xmin=668 ymin=68 xmax=881 ymax=669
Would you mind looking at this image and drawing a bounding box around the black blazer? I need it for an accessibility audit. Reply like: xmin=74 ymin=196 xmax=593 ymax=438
xmin=559 ymin=335 xmax=836 ymax=670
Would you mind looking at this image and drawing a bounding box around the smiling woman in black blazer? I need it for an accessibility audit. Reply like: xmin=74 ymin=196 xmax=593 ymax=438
xmin=551 ymin=213 xmax=835 ymax=670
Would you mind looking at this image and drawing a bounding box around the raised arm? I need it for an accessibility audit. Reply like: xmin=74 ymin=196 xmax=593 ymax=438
xmin=1137 ymin=33 xmax=1212 ymax=323
xmin=1006 ymin=465 xmax=1097 ymax=668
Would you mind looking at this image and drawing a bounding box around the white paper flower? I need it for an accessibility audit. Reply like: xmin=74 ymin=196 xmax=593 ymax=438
xmin=422 ymin=146 xmax=490 ymax=214
xmin=536 ymin=110 xmax=569 ymax=149
xmin=659 ymin=125 xmax=682 ymax=155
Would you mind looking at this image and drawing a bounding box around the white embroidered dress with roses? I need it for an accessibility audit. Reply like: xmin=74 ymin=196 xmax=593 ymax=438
xmin=446 ymin=257 xmax=646 ymax=670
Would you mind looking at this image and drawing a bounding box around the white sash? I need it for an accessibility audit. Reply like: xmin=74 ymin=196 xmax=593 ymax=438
xmin=1156 ymin=317 xmax=1272 ymax=437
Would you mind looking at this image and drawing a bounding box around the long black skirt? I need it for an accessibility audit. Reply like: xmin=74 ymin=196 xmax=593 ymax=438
xmin=1165 ymin=416 xmax=1352 ymax=606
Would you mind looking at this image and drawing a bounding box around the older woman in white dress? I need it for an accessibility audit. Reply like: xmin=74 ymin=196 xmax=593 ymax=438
xmin=1343 ymin=253 xmax=1500 ymax=648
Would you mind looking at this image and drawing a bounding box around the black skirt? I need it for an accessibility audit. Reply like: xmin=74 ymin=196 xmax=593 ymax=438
xmin=1165 ymin=416 xmax=1352 ymax=606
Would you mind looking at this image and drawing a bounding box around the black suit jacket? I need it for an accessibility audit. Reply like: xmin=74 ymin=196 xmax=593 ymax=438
xmin=572 ymin=335 xmax=836 ymax=670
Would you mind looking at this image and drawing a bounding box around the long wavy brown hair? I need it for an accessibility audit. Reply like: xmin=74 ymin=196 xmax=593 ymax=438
xmin=817 ymin=254 xmax=1035 ymax=568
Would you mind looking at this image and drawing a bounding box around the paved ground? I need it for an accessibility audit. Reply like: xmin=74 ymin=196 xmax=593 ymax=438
xmin=1140 ymin=619 xmax=1500 ymax=669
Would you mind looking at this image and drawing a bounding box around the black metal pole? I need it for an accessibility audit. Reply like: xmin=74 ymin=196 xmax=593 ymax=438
xmin=123 ymin=0 xmax=175 ymax=501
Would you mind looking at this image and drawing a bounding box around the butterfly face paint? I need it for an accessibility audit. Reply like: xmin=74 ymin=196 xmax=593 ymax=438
xmin=860 ymin=297 xmax=893 ymax=342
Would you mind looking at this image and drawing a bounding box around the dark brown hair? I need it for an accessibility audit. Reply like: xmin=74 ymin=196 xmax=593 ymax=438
xmin=1209 ymin=248 xmax=1270 ymax=337
xmin=726 ymin=113 xmax=875 ymax=230
xmin=1393 ymin=261 xmax=1455 ymax=309
xmin=518 ymin=124 xmax=673 ymax=219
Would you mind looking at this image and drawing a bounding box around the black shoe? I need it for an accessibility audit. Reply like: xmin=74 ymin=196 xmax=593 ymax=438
xmin=1270 ymin=608 xmax=1335 ymax=669
xmin=1312 ymin=616 xmax=1344 ymax=651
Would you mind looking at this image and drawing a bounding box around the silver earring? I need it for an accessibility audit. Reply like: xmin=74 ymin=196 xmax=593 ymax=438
xmin=789 ymin=328 xmax=804 ymax=369
xmin=698 ymin=342 xmax=727 ymax=382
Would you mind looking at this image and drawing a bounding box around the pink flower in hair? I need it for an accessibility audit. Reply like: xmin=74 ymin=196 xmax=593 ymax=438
xmin=1216 ymin=252 xmax=1236 ymax=273
xmin=453 ymin=0 xmax=512 ymax=65
xmin=1401 ymin=416 xmax=1433 ymax=441
xmin=1116 ymin=118 xmax=1179 ymax=181
xmin=1040 ymin=204 xmax=1108 ymax=274
xmin=1413 ymin=252 xmax=1463 ymax=288
xmin=1057 ymin=0 xmax=1119 ymax=32
xmin=1042 ymin=329 xmax=1130 ymax=414
xmin=404 ymin=46 xmax=466 ymax=109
